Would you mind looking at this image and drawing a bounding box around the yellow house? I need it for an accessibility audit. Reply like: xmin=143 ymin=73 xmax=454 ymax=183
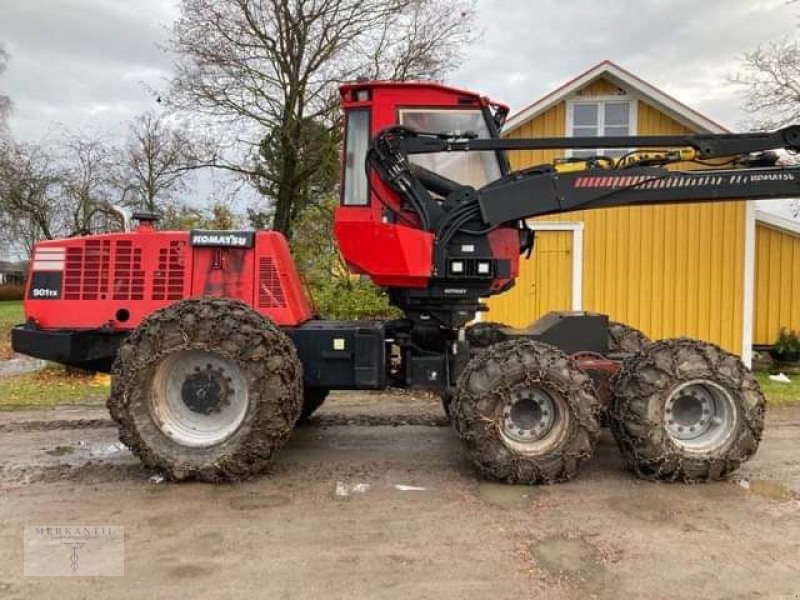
xmin=486 ymin=61 xmax=800 ymax=366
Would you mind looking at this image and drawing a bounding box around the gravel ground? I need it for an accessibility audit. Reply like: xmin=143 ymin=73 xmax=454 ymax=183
xmin=1 ymin=392 xmax=799 ymax=599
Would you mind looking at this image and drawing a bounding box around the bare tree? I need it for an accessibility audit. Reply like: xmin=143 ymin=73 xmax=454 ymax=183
xmin=0 ymin=44 xmax=11 ymax=134
xmin=166 ymin=0 xmax=476 ymax=237
xmin=161 ymin=201 xmax=237 ymax=230
xmin=57 ymin=131 xmax=118 ymax=235
xmin=735 ymin=37 xmax=800 ymax=215
xmin=365 ymin=0 xmax=475 ymax=81
xmin=0 ymin=120 xmax=196 ymax=256
xmin=119 ymin=111 xmax=194 ymax=212
xmin=735 ymin=39 xmax=800 ymax=129
xmin=0 ymin=142 xmax=61 ymax=257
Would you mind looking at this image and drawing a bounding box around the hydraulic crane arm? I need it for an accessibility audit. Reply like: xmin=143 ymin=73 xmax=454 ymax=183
xmin=400 ymin=125 xmax=800 ymax=159
xmin=368 ymin=125 xmax=800 ymax=229
xmin=477 ymin=164 xmax=800 ymax=225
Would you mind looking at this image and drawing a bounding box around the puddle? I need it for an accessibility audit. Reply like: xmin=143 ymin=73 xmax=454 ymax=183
xmin=476 ymin=482 xmax=535 ymax=509
xmin=87 ymin=441 xmax=127 ymax=458
xmin=609 ymin=492 xmax=676 ymax=522
xmin=738 ymin=479 xmax=796 ymax=502
xmin=531 ymin=536 xmax=604 ymax=582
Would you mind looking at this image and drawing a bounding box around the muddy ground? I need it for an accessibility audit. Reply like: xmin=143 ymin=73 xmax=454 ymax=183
xmin=1 ymin=392 xmax=799 ymax=599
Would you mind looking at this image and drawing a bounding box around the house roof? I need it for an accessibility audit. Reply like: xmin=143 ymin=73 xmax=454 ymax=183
xmin=756 ymin=210 xmax=800 ymax=237
xmin=504 ymin=60 xmax=728 ymax=135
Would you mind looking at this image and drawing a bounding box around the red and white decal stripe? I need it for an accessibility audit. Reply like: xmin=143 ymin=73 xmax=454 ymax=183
xmin=32 ymin=247 xmax=65 ymax=271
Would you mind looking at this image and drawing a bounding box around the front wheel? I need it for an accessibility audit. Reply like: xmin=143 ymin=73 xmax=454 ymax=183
xmin=108 ymin=298 xmax=303 ymax=482
xmin=609 ymin=338 xmax=765 ymax=482
xmin=452 ymin=339 xmax=601 ymax=484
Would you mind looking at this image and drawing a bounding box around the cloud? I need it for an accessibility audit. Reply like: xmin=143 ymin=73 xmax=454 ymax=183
xmin=0 ymin=0 xmax=797 ymax=217
xmin=451 ymin=0 xmax=796 ymax=129
xmin=2 ymin=0 xmax=796 ymax=141
xmin=0 ymin=0 xmax=178 ymax=141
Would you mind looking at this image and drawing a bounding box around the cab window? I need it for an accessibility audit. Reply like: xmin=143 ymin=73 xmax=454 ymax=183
xmin=342 ymin=109 xmax=370 ymax=205
xmin=399 ymin=108 xmax=501 ymax=188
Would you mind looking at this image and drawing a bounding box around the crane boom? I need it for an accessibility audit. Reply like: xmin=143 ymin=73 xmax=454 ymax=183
xmin=370 ymin=125 xmax=800 ymax=227
xmin=400 ymin=124 xmax=800 ymax=158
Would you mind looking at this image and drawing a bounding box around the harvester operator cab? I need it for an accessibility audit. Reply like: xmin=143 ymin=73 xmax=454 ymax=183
xmin=334 ymin=81 xmax=522 ymax=326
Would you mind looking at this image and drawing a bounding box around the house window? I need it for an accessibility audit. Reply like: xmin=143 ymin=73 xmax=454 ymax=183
xmin=567 ymin=99 xmax=635 ymax=159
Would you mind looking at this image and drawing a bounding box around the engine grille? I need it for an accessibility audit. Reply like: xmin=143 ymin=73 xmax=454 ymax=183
xmin=64 ymin=240 xmax=111 ymax=300
xmin=112 ymin=240 xmax=145 ymax=300
xmin=153 ymin=241 xmax=187 ymax=301
xmin=258 ymin=257 xmax=286 ymax=308
xmin=63 ymin=238 xmax=186 ymax=302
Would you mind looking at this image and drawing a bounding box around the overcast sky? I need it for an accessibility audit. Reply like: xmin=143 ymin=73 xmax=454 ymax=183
xmin=0 ymin=0 xmax=798 ymax=214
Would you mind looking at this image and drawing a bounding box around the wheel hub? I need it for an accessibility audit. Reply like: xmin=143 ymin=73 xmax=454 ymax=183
xmin=501 ymin=388 xmax=556 ymax=443
xmin=149 ymin=350 xmax=249 ymax=448
xmin=181 ymin=365 xmax=231 ymax=415
xmin=664 ymin=380 xmax=737 ymax=452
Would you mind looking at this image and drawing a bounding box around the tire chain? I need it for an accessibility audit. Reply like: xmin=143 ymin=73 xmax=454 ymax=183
xmin=108 ymin=297 xmax=303 ymax=481
xmin=608 ymin=337 xmax=765 ymax=482
xmin=441 ymin=321 xmax=512 ymax=419
xmin=465 ymin=321 xmax=510 ymax=349
xmin=607 ymin=321 xmax=650 ymax=357
xmin=453 ymin=339 xmax=601 ymax=484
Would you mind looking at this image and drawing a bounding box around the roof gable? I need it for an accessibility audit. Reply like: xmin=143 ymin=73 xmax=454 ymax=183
xmin=504 ymin=60 xmax=727 ymax=135
xmin=756 ymin=210 xmax=800 ymax=237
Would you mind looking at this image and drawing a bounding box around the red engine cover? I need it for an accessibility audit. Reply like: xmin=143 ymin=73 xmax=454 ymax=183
xmin=24 ymin=229 xmax=313 ymax=330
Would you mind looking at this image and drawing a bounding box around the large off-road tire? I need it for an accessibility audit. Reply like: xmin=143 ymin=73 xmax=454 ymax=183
xmin=466 ymin=321 xmax=510 ymax=349
xmin=300 ymin=388 xmax=329 ymax=420
xmin=440 ymin=321 xmax=512 ymax=420
xmin=452 ymin=339 xmax=601 ymax=484
xmin=607 ymin=320 xmax=649 ymax=356
xmin=609 ymin=338 xmax=765 ymax=482
xmin=108 ymin=298 xmax=303 ymax=482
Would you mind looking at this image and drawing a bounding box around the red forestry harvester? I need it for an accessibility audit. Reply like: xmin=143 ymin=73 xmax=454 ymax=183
xmin=13 ymin=81 xmax=799 ymax=483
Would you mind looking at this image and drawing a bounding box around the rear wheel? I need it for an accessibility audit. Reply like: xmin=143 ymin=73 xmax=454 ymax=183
xmin=607 ymin=320 xmax=649 ymax=356
xmin=609 ymin=338 xmax=765 ymax=482
xmin=452 ymin=339 xmax=600 ymax=484
xmin=466 ymin=321 xmax=510 ymax=349
xmin=601 ymin=321 xmax=651 ymax=427
xmin=108 ymin=298 xmax=303 ymax=482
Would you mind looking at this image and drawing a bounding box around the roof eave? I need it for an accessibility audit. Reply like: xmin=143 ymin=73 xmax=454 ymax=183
xmin=756 ymin=209 xmax=800 ymax=237
xmin=503 ymin=60 xmax=727 ymax=135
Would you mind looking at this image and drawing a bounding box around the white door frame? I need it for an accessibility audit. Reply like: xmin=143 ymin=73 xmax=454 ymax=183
xmin=741 ymin=204 xmax=756 ymax=368
xmin=476 ymin=221 xmax=584 ymax=323
xmin=525 ymin=220 xmax=585 ymax=311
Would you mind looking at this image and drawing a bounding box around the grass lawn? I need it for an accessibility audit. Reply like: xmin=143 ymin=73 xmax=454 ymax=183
xmin=755 ymin=372 xmax=800 ymax=407
xmin=0 ymin=300 xmax=23 ymax=359
xmin=0 ymin=366 xmax=109 ymax=410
